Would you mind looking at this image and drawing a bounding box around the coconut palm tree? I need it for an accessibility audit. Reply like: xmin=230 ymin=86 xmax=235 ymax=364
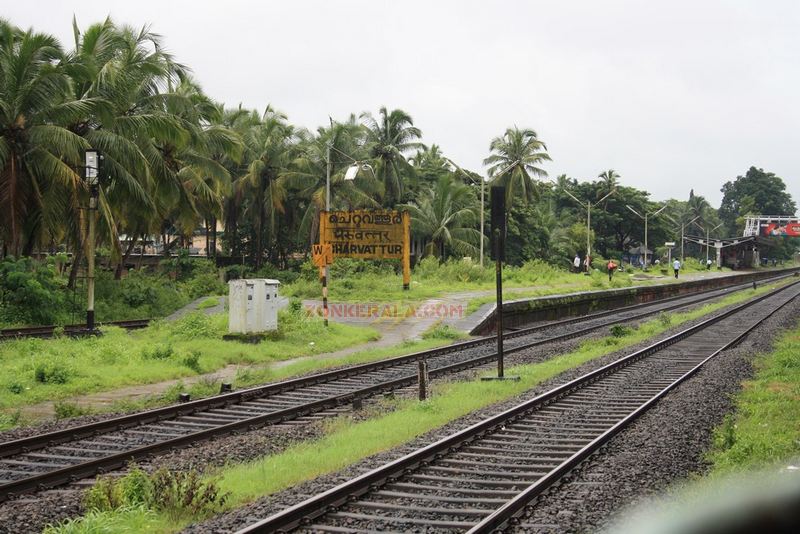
xmin=597 ymin=169 xmax=620 ymax=206
xmin=64 ymin=18 xmax=191 ymax=275
xmin=361 ymin=107 xmax=424 ymax=206
xmin=483 ymin=127 xmax=550 ymax=209
xmin=0 ymin=20 xmax=92 ymax=257
xmin=283 ymin=117 xmax=381 ymax=245
xmin=235 ymin=105 xmax=298 ymax=268
xmin=401 ymin=174 xmax=481 ymax=259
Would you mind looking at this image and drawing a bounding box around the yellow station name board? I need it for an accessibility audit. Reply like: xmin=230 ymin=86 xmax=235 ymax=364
xmin=320 ymin=209 xmax=411 ymax=288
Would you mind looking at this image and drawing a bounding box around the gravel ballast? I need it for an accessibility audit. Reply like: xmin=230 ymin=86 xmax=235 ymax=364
xmin=1 ymin=287 xmax=794 ymax=534
xmin=181 ymin=292 xmax=800 ymax=534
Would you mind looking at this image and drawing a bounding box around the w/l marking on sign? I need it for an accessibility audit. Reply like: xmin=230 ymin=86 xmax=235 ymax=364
xmin=312 ymin=243 xmax=333 ymax=267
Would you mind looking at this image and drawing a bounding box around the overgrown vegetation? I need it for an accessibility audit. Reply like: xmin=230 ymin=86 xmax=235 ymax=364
xmin=0 ymin=256 xmax=227 ymax=328
xmin=0 ymin=309 xmax=378 ymax=415
xmin=707 ymin=320 xmax=800 ymax=473
xmin=45 ymin=466 xmax=227 ymax=533
xmin=46 ymin=280 xmax=794 ymax=531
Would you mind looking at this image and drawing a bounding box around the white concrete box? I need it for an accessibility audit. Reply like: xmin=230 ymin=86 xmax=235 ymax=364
xmin=228 ymin=278 xmax=280 ymax=334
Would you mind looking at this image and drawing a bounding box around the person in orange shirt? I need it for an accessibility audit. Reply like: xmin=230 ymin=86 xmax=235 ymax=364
xmin=607 ymin=259 xmax=618 ymax=281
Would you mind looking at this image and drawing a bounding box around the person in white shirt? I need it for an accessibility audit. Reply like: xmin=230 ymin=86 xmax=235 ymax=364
xmin=706 ymin=258 xmax=713 ymax=270
xmin=673 ymin=259 xmax=681 ymax=278
xmin=573 ymin=254 xmax=581 ymax=273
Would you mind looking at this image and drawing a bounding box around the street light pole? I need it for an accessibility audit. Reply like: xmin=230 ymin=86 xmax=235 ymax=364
xmin=83 ymin=149 xmax=102 ymax=332
xmin=320 ymin=136 xmax=376 ymax=327
xmin=626 ymin=204 xmax=667 ymax=270
xmin=560 ymin=187 xmax=615 ymax=272
xmin=680 ymin=216 xmax=700 ymax=262
xmin=692 ymin=220 xmax=723 ymax=266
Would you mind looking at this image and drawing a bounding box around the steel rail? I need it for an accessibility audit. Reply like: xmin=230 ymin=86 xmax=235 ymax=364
xmin=0 ymin=319 xmax=150 ymax=340
xmin=0 ymin=273 xmax=781 ymax=462
xmin=0 ymin=275 xmax=793 ymax=501
xmin=233 ymin=279 xmax=800 ymax=533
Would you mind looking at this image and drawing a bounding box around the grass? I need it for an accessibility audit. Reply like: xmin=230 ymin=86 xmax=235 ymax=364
xmin=706 ymin=318 xmax=800 ymax=474
xmin=284 ymin=257 xmax=642 ymax=305
xmin=603 ymin=315 xmax=800 ymax=534
xmin=0 ymin=310 xmax=378 ymax=419
xmin=108 ymin=332 xmax=465 ymax=415
xmin=46 ymin=280 xmax=792 ymax=533
xmin=196 ymin=297 xmax=221 ymax=310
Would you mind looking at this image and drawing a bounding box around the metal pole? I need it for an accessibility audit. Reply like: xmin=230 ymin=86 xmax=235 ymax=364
xmin=480 ymin=179 xmax=484 ymax=268
xmin=586 ymin=203 xmax=591 ymax=272
xmin=644 ymin=215 xmax=648 ymax=270
xmin=681 ymin=223 xmax=685 ymax=262
xmin=87 ymin=187 xmax=97 ymax=331
xmin=495 ymin=227 xmax=504 ymax=378
xmin=706 ymin=227 xmax=710 ymax=265
xmin=323 ymin=143 xmax=331 ymax=327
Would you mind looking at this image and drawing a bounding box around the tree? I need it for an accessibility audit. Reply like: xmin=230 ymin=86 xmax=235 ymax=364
xmin=361 ymin=107 xmax=424 ymax=206
xmin=284 ymin=117 xmax=381 ymax=246
xmin=235 ymin=106 xmax=296 ymax=268
xmin=401 ymin=174 xmax=480 ymax=259
xmin=719 ymin=167 xmax=796 ymax=232
xmin=597 ymin=169 xmax=620 ymax=207
xmin=0 ymin=20 xmax=91 ymax=257
xmin=483 ymin=127 xmax=551 ymax=209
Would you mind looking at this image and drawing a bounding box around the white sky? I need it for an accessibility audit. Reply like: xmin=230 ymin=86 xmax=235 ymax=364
xmin=6 ymin=0 xmax=800 ymax=209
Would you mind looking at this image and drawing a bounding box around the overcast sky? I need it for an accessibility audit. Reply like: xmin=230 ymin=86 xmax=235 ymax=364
xmin=6 ymin=0 xmax=799 ymax=209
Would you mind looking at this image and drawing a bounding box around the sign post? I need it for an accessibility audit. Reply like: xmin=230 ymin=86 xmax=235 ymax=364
xmin=665 ymin=241 xmax=675 ymax=265
xmin=482 ymin=187 xmax=519 ymax=382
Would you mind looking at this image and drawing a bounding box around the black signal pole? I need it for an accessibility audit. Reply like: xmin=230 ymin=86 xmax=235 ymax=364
xmin=494 ymin=222 xmax=504 ymax=377
xmin=483 ymin=186 xmax=519 ymax=382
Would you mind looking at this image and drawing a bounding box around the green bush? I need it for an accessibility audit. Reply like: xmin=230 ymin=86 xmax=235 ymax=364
xmin=182 ymin=350 xmax=202 ymax=373
xmin=7 ymin=381 xmax=23 ymax=394
xmin=252 ymin=263 xmax=301 ymax=284
xmin=178 ymin=259 xmax=225 ymax=298
xmin=422 ymin=324 xmax=463 ymax=340
xmin=610 ymin=324 xmax=633 ymax=338
xmin=34 ymin=360 xmax=72 ymax=384
xmin=0 ymin=257 xmax=73 ymax=326
xmin=170 ymin=312 xmax=220 ymax=340
xmin=54 ymin=401 xmax=90 ymax=419
xmin=141 ymin=343 xmax=174 ymax=360
xmin=86 ymin=466 xmax=228 ymax=521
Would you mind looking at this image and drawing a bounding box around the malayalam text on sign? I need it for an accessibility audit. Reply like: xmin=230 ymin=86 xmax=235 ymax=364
xmin=321 ymin=210 xmax=407 ymax=259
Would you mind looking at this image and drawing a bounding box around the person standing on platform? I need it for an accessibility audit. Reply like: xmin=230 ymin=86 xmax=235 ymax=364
xmin=573 ymin=254 xmax=581 ymax=273
xmin=607 ymin=259 xmax=618 ymax=281
xmin=707 ymin=258 xmax=713 ymax=270
xmin=673 ymin=258 xmax=681 ymax=278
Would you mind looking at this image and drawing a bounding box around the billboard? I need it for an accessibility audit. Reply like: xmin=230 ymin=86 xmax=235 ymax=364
xmin=762 ymin=221 xmax=800 ymax=237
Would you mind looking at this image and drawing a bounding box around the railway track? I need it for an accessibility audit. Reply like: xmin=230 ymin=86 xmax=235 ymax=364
xmin=0 ymin=275 xmax=791 ymax=501
xmin=235 ymin=277 xmax=800 ymax=533
xmin=0 ymin=319 xmax=150 ymax=340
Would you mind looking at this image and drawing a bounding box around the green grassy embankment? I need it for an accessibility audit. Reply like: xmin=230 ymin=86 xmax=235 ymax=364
xmin=0 ymin=311 xmax=378 ymax=427
xmin=43 ymin=280 xmax=794 ymax=533
xmin=706 ymin=319 xmax=800 ymax=473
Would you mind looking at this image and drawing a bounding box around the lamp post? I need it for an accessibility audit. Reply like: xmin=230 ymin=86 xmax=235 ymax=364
xmin=321 ymin=139 xmax=376 ymax=327
xmin=692 ymin=220 xmax=723 ymax=265
xmin=444 ymin=157 xmax=486 ymax=268
xmin=560 ymin=187 xmax=616 ymax=273
xmin=626 ymin=203 xmax=667 ymax=269
xmin=83 ymin=149 xmax=102 ymax=332
xmin=662 ymin=213 xmax=700 ymax=262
